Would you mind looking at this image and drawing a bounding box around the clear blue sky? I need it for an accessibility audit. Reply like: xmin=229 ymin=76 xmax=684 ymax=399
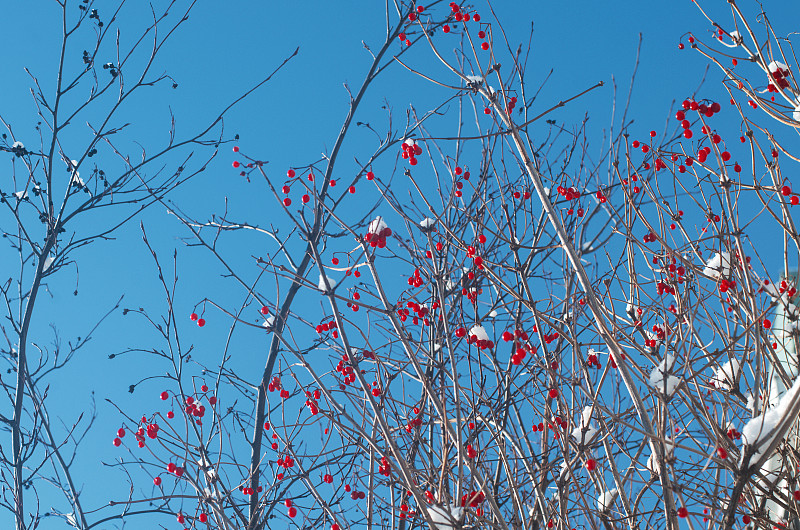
xmin=1 ymin=0 xmax=799 ymax=527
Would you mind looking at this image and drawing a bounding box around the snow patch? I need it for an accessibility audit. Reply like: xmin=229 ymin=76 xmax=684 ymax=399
xmin=318 ymin=274 xmax=336 ymax=291
xmin=427 ymin=504 xmax=464 ymax=530
xmin=420 ymin=217 xmax=436 ymax=229
xmin=469 ymin=325 xmax=489 ymax=342
xmin=369 ymin=216 xmax=388 ymax=234
xmin=742 ymin=377 xmax=800 ymax=461
xmin=597 ymin=489 xmax=617 ymax=512
xmin=702 ymin=252 xmax=730 ymax=279
xmin=571 ymin=406 xmax=599 ymax=442
xmin=712 ymin=358 xmax=740 ymax=390
xmin=648 ymin=354 xmax=681 ymax=396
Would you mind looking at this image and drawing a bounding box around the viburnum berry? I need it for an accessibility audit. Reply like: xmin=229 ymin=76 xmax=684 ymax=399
xmin=443 ymin=24 xmax=450 ymax=33
xmin=232 ymin=161 xmax=240 ymax=168
xmin=232 ymin=146 xmax=239 ymax=152
xmin=197 ymin=318 xmax=206 ymax=327
xmin=586 ymin=459 xmax=596 ymax=470
xmin=112 ymin=437 xmax=121 ymax=447
xmin=366 ymin=171 xmax=374 ymax=180
xmin=782 ymin=185 xmax=792 ymax=196
xmin=481 ymin=42 xmax=489 ymax=50
xmin=284 ymin=198 xmax=292 ymax=206
xmin=677 ymin=507 xmax=688 ymax=518
xmin=154 ymin=476 xmax=161 ymax=486
xmin=287 ymin=169 xmax=296 ymax=178
xmin=160 ymin=391 xmax=168 ymax=400
xmin=199 ymin=513 xmax=208 ymax=523
xmin=190 ymin=313 xmax=198 ymax=321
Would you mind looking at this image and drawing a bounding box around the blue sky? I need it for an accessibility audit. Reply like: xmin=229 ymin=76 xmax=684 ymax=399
xmin=2 ymin=0 xmax=800 ymax=527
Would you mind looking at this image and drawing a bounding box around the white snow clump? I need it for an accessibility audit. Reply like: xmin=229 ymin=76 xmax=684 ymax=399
xmin=712 ymin=358 xmax=740 ymax=390
xmin=427 ymin=504 xmax=464 ymax=530
xmin=702 ymin=252 xmax=730 ymax=279
xmin=741 ymin=377 xmax=800 ymax=462
xmin=597 ymin=489 xmax=617 ymax=512
xmin=318 ymin=274 xmax=336 ymax=291
xmin=648 ymin=354 xmax=681 ymax=396
xmin=571 ymin=406 xmax=599 ymax=442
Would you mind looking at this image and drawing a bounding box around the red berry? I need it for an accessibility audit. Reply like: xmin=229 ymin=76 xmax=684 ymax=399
xmin=190 ymin=313 xmax=198 ymax=321
xmin=443 ymin=24 xmax=450 ymax=33
xmin=232 ymin=161 xmax=240 ymax=168
xmin=287 ymin=169 xmax=296 ymax=178
xmin=197 ymin=318 xmax=206 ymax=327
xmin=160 ymin=391 xmax=168 ymax=400
xmin=154 ymin=476 xmax=161 ymax=486
xmin=481 ymin=42 xmax=489 ymax=51
xmin=677 ymin=507 xmax=688 ymax=518
xmin=232 ymin=146 xmax=239 ymax=152
xmin=112 ymin=437 xmax=121 ymax=447
xmin=199 ymin=513 xmax=208 ymax=523
xmin=283 ymin=198 xmax=292 ymax=206
xmin=366 ymin=171 xmax=374 ymax=180
xmin=782 ymin=185 xmax=792 ymax=196
xmin=288 ymin=507 xmax=297 ymax=518
xmin=117 ymin=428 xmax=125 ymax=438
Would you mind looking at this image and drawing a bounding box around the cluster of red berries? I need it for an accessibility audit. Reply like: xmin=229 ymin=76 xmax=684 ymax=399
xmin=365 ymin=224 xmax=392 ymax=248
xmin=398 ymin=299 xmax=431 ymax=326
xmin=268 ymin=376 xmax=291 ymax=399
xmin=655 ymin=281 xmax=676 ymax=296
xmin=586 ymin=351 xmax=601 ymax=369
xmin=401 ymin=139 xmax=422 ymax=165
xmin=767 ymin=63 xmax=791 ymax=91
xmin=239 ymin=484 xmax=263 ymax=496
xmin=465 ymin=443 xmax=478 ymax=459
xmin=531 ymin=417 xmax=566 ymax=438
xmin=277 ymin=454 xmax=296 ymax=470
xmin=304 ymin=389 xmax=321 ymax=415
xmin=542 ymin=331 xmax=559 ymax=345
xmin=315 ymin=320 xmax=339 ymax=338
xmin=378 ymin=455 xmax=392 ymax=476
xmin=189 ymin=312 xmax=205 ymax=327
xmin=556 ymin=185 xmax=587 ymax=216
xmin=460 ymin=490 xmax=485 ymax=508
xmin=406 ymin=268 xmax=425 ymax=288
xmin=183 ymin=395 xmax=206 ymax=421
xmin=167 ymin=461 xmax=184 ymax=477
xmin=335 ymin=353 xmax=357 ymax=387
xmin=405 ymin=407 xmax=423 ymax=432
xmin=608 ymin=352 xmax=627 ymax=369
